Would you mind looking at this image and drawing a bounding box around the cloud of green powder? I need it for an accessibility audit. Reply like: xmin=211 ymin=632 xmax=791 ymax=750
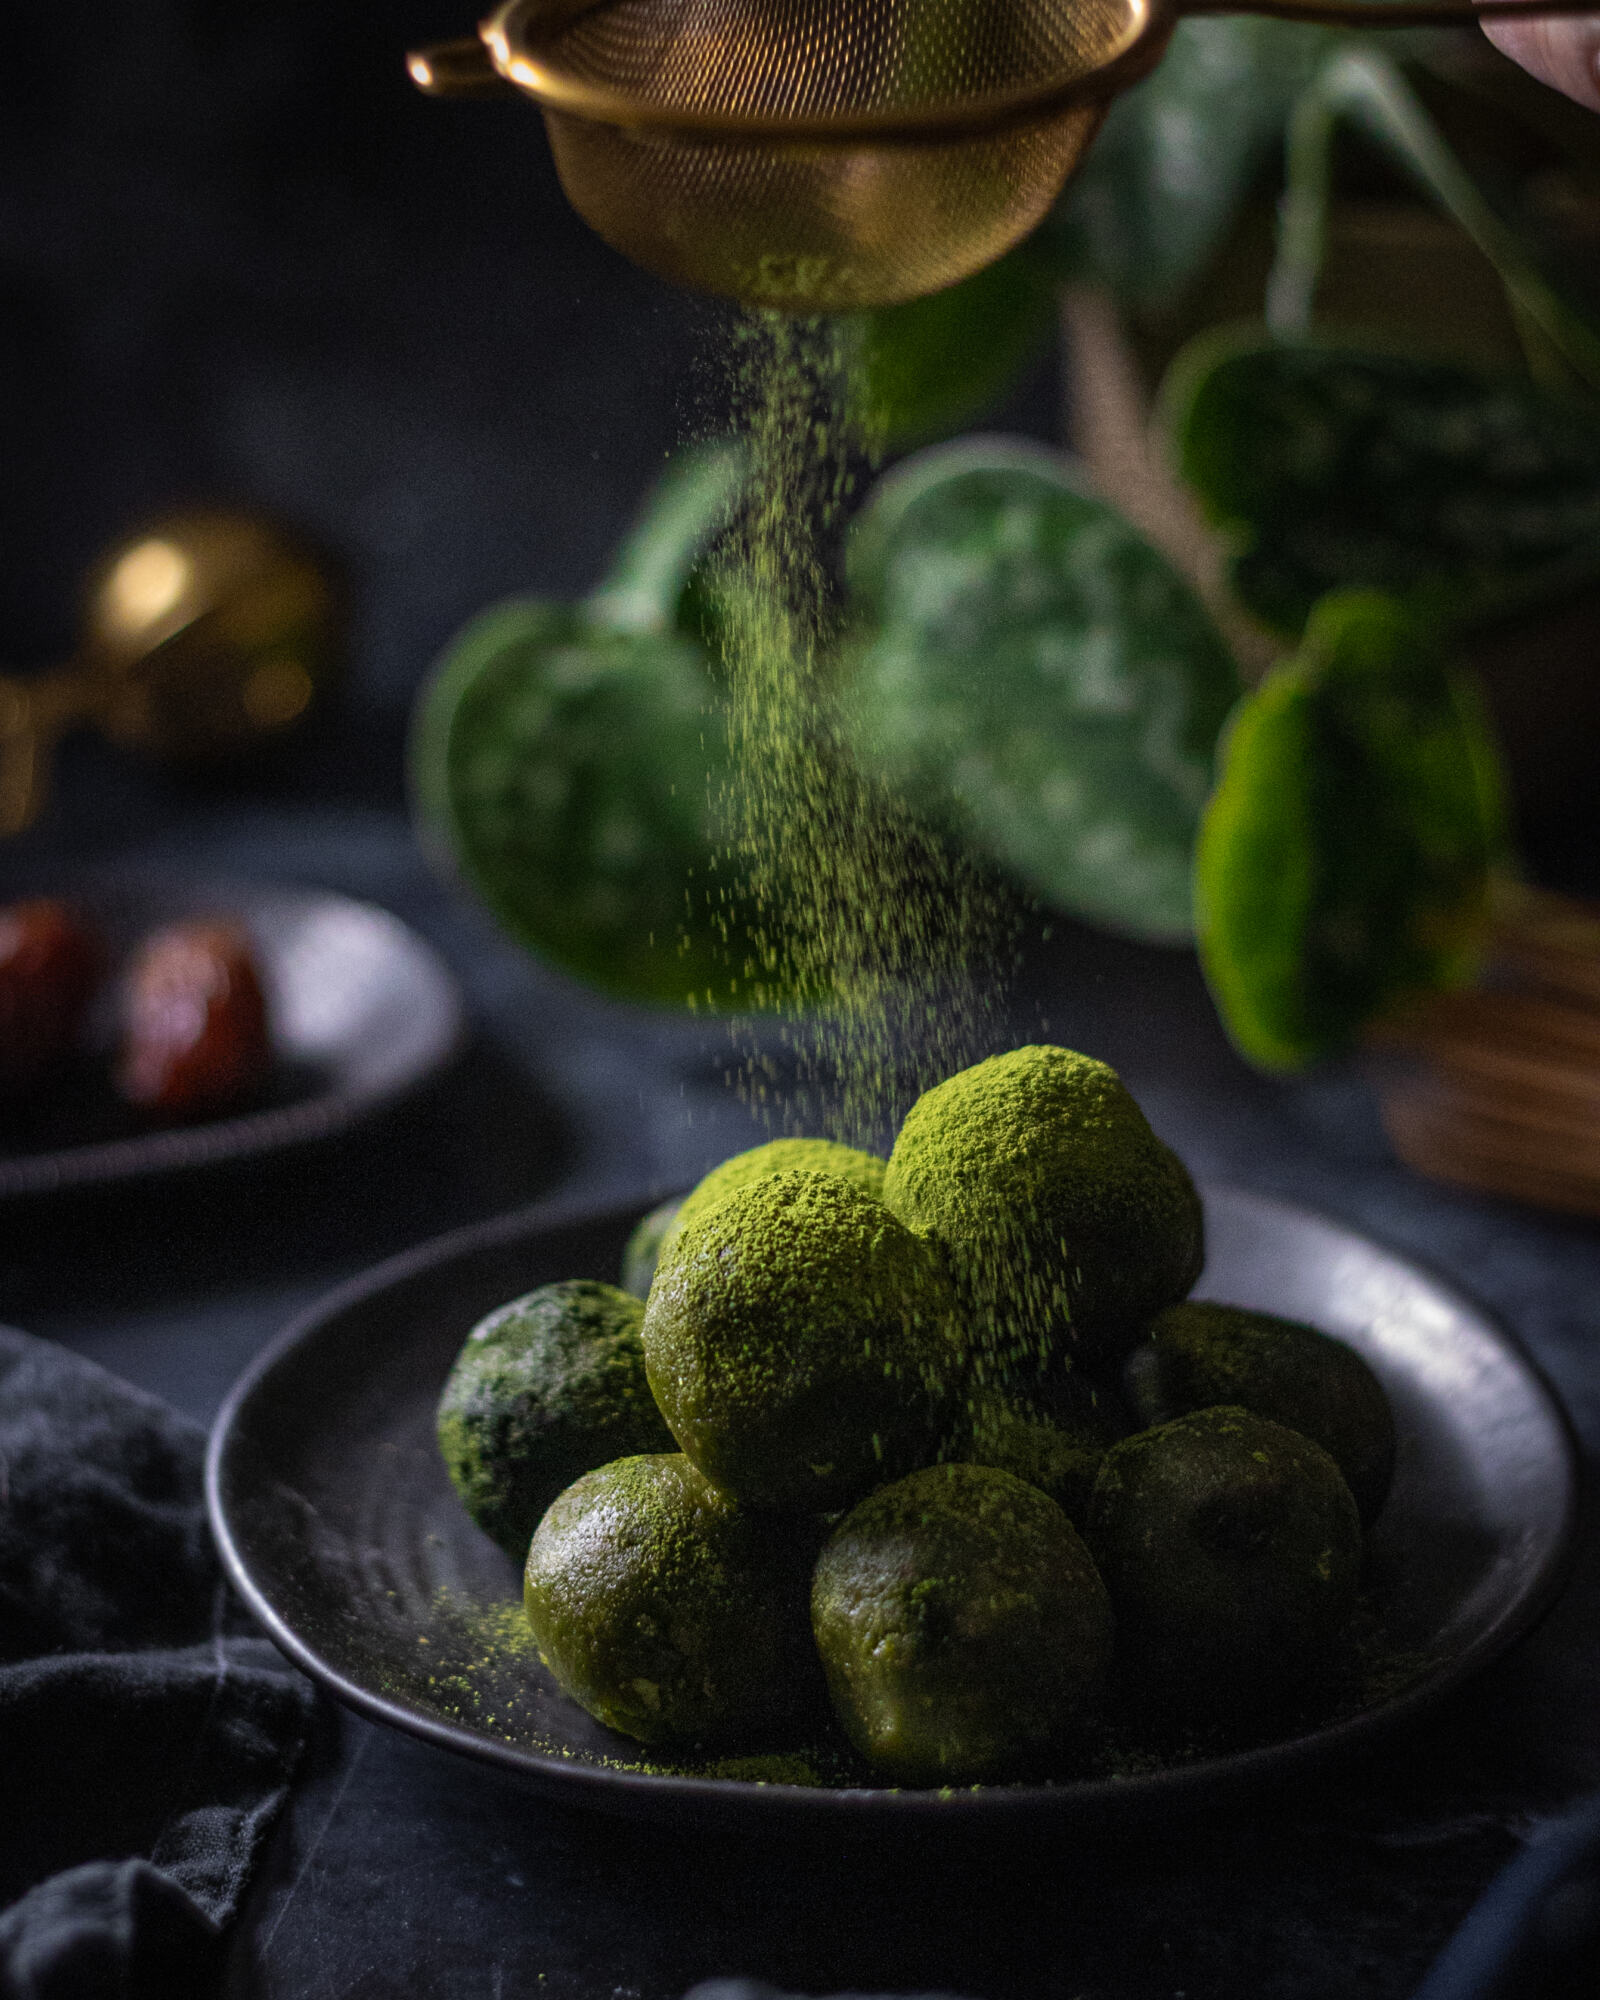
xmin=703 ymin=312 xmax=1019 ymax=1146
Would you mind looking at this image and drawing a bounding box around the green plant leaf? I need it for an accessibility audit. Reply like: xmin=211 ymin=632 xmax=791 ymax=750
xmin=585 ymin=440 xmax=748 ymax=636
xmin=1169 ymin=332 xmax=1600 ymax=636
xmin=410 ymin=595 xmax=777 ymax=1010
xmin=1265 ymin=47 xmax=1600 ymax=394
xmin=847 ymin=252 xmax=1057 ymax=451
xmin=1037 ymin=18 xmax=1331 ymax=314
xmin=845 ymin=438 xmax=1240 ymax=943
xmin=1195 ymin=589 xmax=1505 ymax=1071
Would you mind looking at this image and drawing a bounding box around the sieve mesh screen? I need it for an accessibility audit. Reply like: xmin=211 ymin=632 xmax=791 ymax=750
xmin=544 ymin=101 xmax=1104 ymax=307
xmin=481 ymin=0 xmax=1136 ymax=306
xmin=538 ymin=0 xmax=1134 ymax=122
xmin=432 ymin=0 xmax=1600 ymax=309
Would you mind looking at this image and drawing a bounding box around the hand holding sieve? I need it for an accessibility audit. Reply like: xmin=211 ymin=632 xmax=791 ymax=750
xmin=412 ymin=0 xmax=1600 ymax=312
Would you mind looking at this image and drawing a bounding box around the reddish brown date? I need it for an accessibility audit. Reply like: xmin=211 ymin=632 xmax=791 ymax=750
xmin=117 ymin=920 xmax=271 ymax=1118
xmin=0 ymin=899 xmax=103 ymax=1095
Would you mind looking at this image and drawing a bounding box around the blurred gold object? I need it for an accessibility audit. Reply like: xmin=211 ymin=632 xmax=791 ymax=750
xmin=409 ymin=0 xmax=1600 ymax=312
xmin=0 ymin=509 xmax=338 ymax=836
xmin=1373 ymin=885 xmax=1600 ymax=1219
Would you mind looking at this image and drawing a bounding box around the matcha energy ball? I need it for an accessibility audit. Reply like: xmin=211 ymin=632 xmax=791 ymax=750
xmin=883 ymin=1045 xmax=1204 ymax=1377
xmin=621 ymin=1143 xmax=885 ymax=1301
xmin=682 ymin=1137 xmax=886 ymax=1221
xmin=525 ymin=1453 xmax=818 ymax=1746
xmin=1125 ymin=1301 xmax=1396 ymax=1522
xmin=1088 ymin=1406 xmax=1362 ymax=1726
xmin=437 ymin=1280 xmax=675 ymax=1562
xmin=813 ymin=1462 xmax=1114 ymax=1785
xmin=642 ymin=1170 xmax=957 ymax=1510
xmin=673 ymin=1139 xmax=886 ymax=1250
xmin=946 ymin=1372 xmax=1127 ymax=1524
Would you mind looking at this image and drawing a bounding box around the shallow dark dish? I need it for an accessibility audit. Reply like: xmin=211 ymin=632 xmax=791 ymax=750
xmin=0 ymin=873 xmax=464 ymax=1196
xmin=208 ymin=1185 xmax=1578 ymax=1832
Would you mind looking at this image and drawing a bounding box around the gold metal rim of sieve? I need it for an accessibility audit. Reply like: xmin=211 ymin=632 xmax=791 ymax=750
xmin=481 ymin=0 xmax=1167 ymax=145
xmin=474 ymin=0 xmax=1600 ymax=147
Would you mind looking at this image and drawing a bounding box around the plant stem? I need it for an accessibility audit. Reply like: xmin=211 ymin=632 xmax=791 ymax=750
xmin=1266 ymin=46 xmax=1600 ymax=393
xmin=1059 ymin=285 xmax=1280 ymax=679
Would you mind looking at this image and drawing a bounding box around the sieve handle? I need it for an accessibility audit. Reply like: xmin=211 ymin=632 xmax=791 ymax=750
xmin=1189 ymin=0 xmax=1600 ymax=23
xmin=406 ymin=39 xmax=519 ymax=97
xmin=409 ymin=1 xmax=615 ymax=94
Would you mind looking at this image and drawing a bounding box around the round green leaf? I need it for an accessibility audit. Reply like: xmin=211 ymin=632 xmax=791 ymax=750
xmin=848 ymin=252 xmax=1056 ymax=452
xmin=410 ymin=596 xmax=776 ymax=1010
xmin=585 ymin=441 xmax=747 ymax=636
xmin=1168 ymin=333 xmax=1600 ymax=636
xmin=1195 ymin=590 xmax=1505 ymax=1070
xmin=846 ymin=439 xmax=1240 ymax=943
xmin=1038 ymin=18 xmax=1331 ymax=313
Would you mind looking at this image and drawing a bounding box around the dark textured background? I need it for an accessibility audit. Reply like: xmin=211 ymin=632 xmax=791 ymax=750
xmin=3 ymin=7 xmax=1598 ymax=1998
xmin=4 ymin=0 xmax=700 ymax=709
xmin=1 ymin=0 xmax=1057 ymax=792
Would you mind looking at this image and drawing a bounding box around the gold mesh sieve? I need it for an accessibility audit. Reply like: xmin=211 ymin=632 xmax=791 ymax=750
xmin=411 ymin=0 xmax=1600 ymax=311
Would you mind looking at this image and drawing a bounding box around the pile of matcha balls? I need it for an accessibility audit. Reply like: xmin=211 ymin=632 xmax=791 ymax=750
xmin=436 ymin=1045 xmax=1396 ymax=1785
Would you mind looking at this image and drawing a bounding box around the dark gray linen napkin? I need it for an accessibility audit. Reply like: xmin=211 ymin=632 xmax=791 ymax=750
xmin=0 ymin=1325 xmax=314 ymax=1999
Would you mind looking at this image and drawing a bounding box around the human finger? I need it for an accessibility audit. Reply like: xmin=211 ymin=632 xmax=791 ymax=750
xmin=1483 ymin=14 xmax=1600 ymax=112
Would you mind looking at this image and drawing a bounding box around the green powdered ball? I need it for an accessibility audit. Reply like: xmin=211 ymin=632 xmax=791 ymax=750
xmin=812 ymin=1462 xmax=1114 ymax=1785
xmin=883 ymin=1045 xmax=1204 ymax=1376
xmin=946 ymin=1373 xmax=1127 ymax=1524
xmin=1125 ymin=1301 xmax=1396 ymax=1523
xmin=620 ymin=1198 xmax=684 ymax=1299
xmin=1087 ymin=1406 xmax=1362 ymax=1727
xmin=627 ymin=1143 xmax=886 ymax=1301
xmin=437 ymin=1281 xmax=675 ymax=1562
xmin=524 ymin=1453 xmax=819 ymax=1747
xmin=676 ymin=1139 xmax=887 ymax=1239
xmin=642 ymin=1170 xmax=958 ymax=1510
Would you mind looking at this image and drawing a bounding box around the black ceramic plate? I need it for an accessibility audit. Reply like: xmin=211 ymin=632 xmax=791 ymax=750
xmin=208 ymin=1186 xmax=1578 ymax=1832
xmin=0 ymin=874 xmax=464 ymax=1196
